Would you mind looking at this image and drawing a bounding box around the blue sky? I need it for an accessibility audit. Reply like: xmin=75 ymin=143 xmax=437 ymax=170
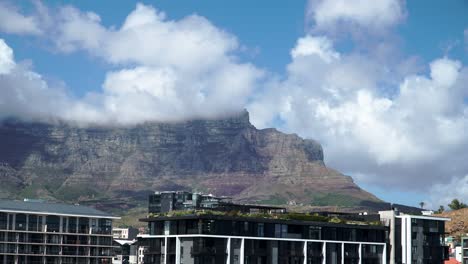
xmin=8 ymin=0 xmax=467 ymax=96
xmin=0 ymin=0 xmax=467 ymax=208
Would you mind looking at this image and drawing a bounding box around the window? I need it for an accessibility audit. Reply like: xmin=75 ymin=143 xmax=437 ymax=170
xmin=257 ymin=223 xmax=265 ymax=237
xmin=78 ymin=218 xmax=89 ymax=234
xmin=275 ymin=224 xmax=281 ymax=238
xmin=46 ymin=215 xmax=60 ymax=232
xmin=281 ymin=224 xmax=288 ymax=237
xmin=15 ymin=214 xmax=27 ymax=231
xmin=68 ymin=217 xmax=77 ymax=233
xmin=309 ymin=226 xmax=321 ymax=239
xmin=98 ymin=219 xmax=112 ymax=235
xmin=0 ymin=213 xmax=7 ymax=229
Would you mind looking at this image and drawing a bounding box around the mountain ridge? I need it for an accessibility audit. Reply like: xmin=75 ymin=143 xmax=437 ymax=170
xmin=0 ymin=110 xmax=381 ymax=211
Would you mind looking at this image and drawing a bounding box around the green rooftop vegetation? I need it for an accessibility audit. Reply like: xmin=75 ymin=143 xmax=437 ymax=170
xmin=148 ymin=210 xmax=382 ymax=226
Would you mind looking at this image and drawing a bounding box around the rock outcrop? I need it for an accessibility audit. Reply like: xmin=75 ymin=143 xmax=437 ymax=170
xmin=0 ymin=110 xmax=380 ymax=208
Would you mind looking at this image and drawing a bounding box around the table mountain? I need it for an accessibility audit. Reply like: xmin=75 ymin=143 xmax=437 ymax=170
xmin=0 ymin=110 xmax=380 ymax=209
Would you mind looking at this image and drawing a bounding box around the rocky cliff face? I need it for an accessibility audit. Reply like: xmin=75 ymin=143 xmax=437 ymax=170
xmin=0 ymin=111 xmax=380 ymax=208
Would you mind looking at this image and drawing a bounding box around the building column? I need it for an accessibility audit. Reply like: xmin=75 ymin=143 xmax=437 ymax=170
xmin=322 ymin=242 xmax=326 ymax=264
xmin=403 ymin=217 xmax=412 ymax=264
xmin=164 ymin=236 xmax=168 ymax=264
xmin=341 ymin=243 xmax=345 ymax=264
xmin=175 ymin=236 xmax=181 ymax=264
xmin=358 ymin=244 xmax=362 ymax=264
xmin=240 ymin=238 xmax=245 ymax=264
xmin=226 ymin=237 xmax=231 ymax=264
xmin=383 ymin=244 xmax=387 ymax=264
xmin=303 ymin=241 xmax=307 ymax=264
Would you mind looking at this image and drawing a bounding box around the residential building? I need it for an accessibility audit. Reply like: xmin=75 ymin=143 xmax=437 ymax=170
xmin=113 ymin=240 xmax=137 ymax=264
xmin=148 ymin=191 xmax=285 ymax=215
xmin=141 ymin=192 xmax=387 ymax=264
xmin=379 ymin=210 xmax=449 ymax=264
xmin=140 ymin=192 xmax=451 ymax=264
xmin=138 ymin=213 xmax=388 ymax=264
xmin=0 ymin=199 xmax=119 ymax=264
xmin=148 ymin=192 xmax=228 ymax=214
xmin=113 ymin=228 xmax=139 ymax=240
xmin=461 ymin=237 xmax=468 ymax=264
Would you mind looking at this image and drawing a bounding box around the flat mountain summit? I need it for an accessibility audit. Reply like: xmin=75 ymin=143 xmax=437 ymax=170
xmin=0 ymin=110 xmax=381 ymax=210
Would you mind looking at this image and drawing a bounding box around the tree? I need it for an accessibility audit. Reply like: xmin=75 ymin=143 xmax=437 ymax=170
xmin=435 ymin=205 xmax=445 ymax=214
xmin=419 ymin=202 xmax=425 ymax=209
xmin=448 ymin=199 xmax=467 ymax=210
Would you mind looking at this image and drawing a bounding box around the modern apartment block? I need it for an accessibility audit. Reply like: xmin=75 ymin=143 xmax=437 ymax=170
xmin=379 ymin=210 xmax=449 ymax=264
xmin=139 ymin=191 xmax=452 ymax=264
xmin=138 ymin=214 xmax=388 ymax=264
xmin=148 ymin=192 xmax=227 ymax=214
xmin=148 ymin=191 xmax=285 ymax=215
xmin=141 ymin=192 xmax=388 ymax=264
xmin=0 ymin=199 xmax=119 ymax=264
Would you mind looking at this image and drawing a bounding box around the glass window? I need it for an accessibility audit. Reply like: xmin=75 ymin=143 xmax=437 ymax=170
xmin=28 ymin=215 xmax=40 ymax=231
xmin=46 ymin=215 xmax=60 ymax=232
xmin=309 ymin=226 xmax=322 ymax=239
xmin=274 ymin=224 xmax=281 ymax=238
xmin=62 ymin=217 xmax=67 ymax=233
xmin=78 ymin=218 xmax=89 ymax=234
xmin=281 ymin=224 xmax=288 ymax=237
xmin=15 ymin=214 xmax=27 ymax=230
xmin=0 ymin=213 xmax=7 ymax=229
xmin=257 ymin=223 xmax=265 ymax=237
xmin=8 ymin=214 xmax=14 ymax=230
xmin=98 ymin=219 xmax=112 ymax=235
xmin=68 ymin=217 xmax=77 ymax=233
xmin=0 ymin=213 xmax=8 ymax=230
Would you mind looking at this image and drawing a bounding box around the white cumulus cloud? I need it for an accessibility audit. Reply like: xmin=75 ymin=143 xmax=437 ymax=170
xmin=0 ymin=40 xmax=16 ymax=74
xmin=0 ymin=3 xmax=264 ymax=125
xmin=249 ymin=35 xmax=468 ymax=203
xmin=0 ymin=1 xmax=41 ymax=35
xmin=307 ymin=0 xmax=406 ymax=34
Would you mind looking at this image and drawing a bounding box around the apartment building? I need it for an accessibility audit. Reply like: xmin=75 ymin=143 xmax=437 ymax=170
xmin=0 ymin=199 xmax=119 ymax=264
xmin=379 ymin=210 xmax=449 ymax=264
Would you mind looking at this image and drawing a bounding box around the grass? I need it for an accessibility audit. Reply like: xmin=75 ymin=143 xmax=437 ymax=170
xmin=114 ymin=206 xmax=148 ymax=229
xmin=310 ymin=193 xmax=363 ymax=207
xmin=256 ymin=196 xmax=287 ymax=205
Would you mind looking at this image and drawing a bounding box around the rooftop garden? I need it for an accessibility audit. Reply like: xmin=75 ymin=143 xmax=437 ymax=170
xmin=147 ymin=210 xmax=382 ymax=226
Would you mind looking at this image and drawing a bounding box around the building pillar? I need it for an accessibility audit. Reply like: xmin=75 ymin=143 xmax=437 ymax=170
xmin=164 ymin=236 xmax=168 ymax=264
xmin=226 ymin=237 xmax=231 ymax=264
xmin=175 ymin=236 xmax=181 ymax=264
xmin=42 ymin=215 xmax=46 ymax=232
xmin=403 ymin=217 xmax=412 ymax=264
xmin=240 ymin=238 xmax=245 ymax=264
xmin=358 ymin=244 xmax=362 ymax=264
xmin=322 ymin=242 xmax=326 ymax=264
xmin=341 ymin=243 xmax=345 ymax=264
xmin=383 ymin=244 xmax=387 ymax=264
xmin=303 ymin=241 xmax=307 ymax=264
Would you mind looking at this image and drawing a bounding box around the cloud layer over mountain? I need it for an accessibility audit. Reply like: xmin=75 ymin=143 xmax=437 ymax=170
xmin=0 ymin=0 xmax=467 ymax=207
